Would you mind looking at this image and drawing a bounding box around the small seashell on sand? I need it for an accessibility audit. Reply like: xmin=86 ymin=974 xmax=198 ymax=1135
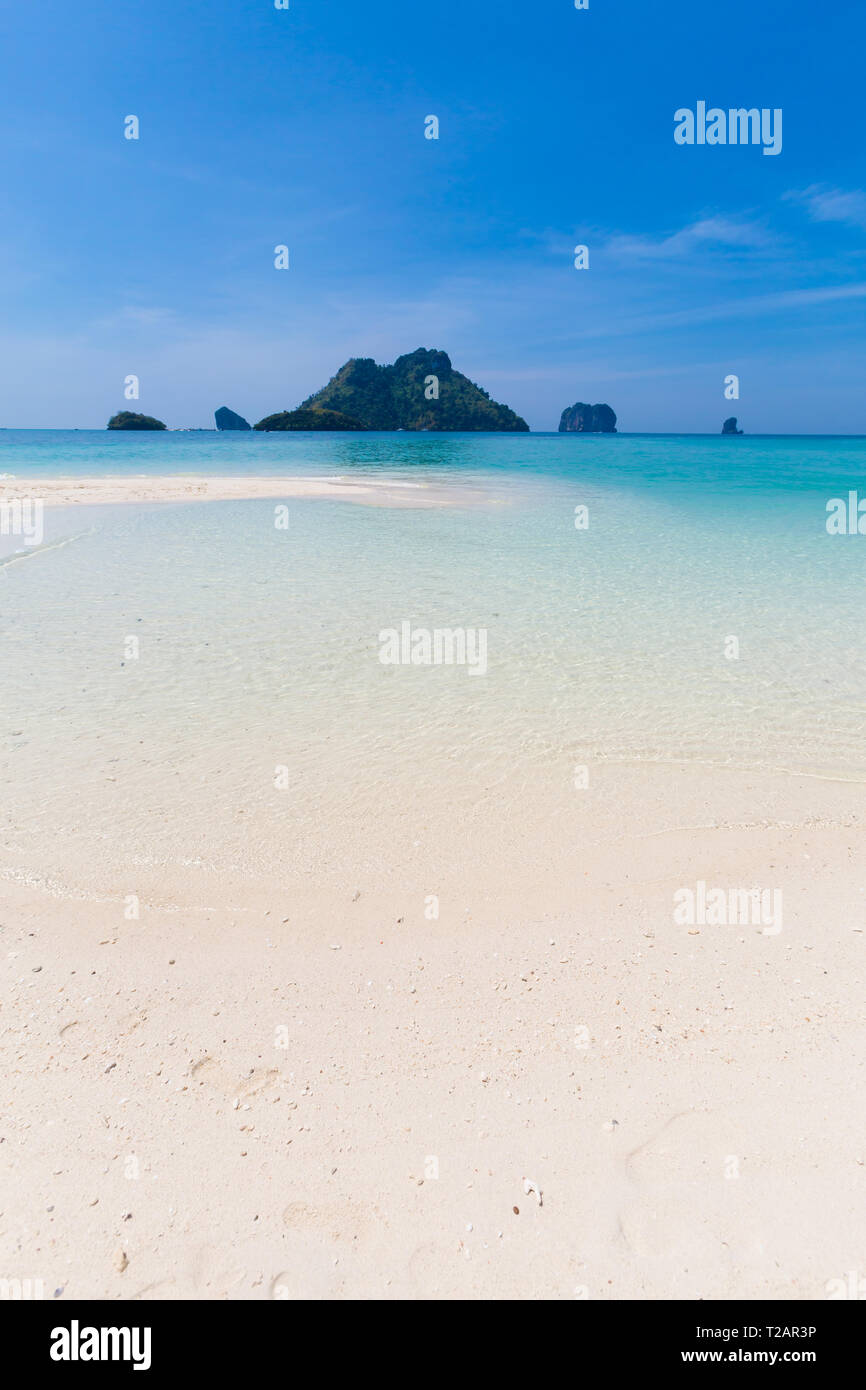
xmin=522 ymin=1177 xmax=542 ymax=1206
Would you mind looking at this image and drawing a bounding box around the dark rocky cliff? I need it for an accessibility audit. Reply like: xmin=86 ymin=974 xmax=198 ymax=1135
xmin=559 ymin=402 xmax=617 ymax=433
xmin=215 ymin=406 xmax=251 ymax=431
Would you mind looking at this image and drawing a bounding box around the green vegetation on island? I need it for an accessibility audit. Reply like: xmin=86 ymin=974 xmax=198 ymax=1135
xmin=300 ymin=348 xmax=529 ymax=431
xmin=254 ymin=407 xmax=367 ymax=431
xmin=107 ymin=411 xmax=166 ymax=431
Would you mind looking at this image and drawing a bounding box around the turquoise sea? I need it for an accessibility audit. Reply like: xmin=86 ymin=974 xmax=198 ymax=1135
xmin=1 ymin=430 xmax=865 ymax=895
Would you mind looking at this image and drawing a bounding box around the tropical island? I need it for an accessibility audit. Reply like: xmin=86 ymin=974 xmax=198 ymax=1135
xmin=255 ymin=348 xmax=528 ymax=432
xmin=107 ymin=411 xmax=166 ymax=430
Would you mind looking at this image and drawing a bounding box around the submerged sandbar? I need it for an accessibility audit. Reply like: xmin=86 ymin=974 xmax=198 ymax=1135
xmin=0 ymin=474 xmax=490 ymax=509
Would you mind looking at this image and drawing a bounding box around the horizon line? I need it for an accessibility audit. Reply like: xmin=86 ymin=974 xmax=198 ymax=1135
xmin=2 ymin=428 xmax=866 ymax=440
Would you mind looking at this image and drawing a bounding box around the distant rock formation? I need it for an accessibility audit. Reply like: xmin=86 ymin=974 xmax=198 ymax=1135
xmin=722 ymin=417 xmax=744 ymax=434
xmin=559 ymin=402 xmax=617 ymax=433
xmin=253 ymin=407 xmax=367 ymax=432
xmin=107 ymin=411 xmax=166 ymax=430
xmin=215 ymin=406 xmax=251 ymax=431
xmin=300 ymin=348 xmax=529 ymax=431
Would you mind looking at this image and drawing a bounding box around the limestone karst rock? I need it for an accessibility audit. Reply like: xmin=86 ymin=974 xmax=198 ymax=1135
xmin=558 ymin=402 xmax=617 ymax=432
xmin=215 ymin=406 xmax=251 ymax=430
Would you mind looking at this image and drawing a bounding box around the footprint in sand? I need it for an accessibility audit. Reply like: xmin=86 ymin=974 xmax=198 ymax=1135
xmin=116 ymin=1010 xmax=148 ymax=1036
xmin=272 ymin=1197 xmax=384 ymax=1297
xmin=618 ymin=1109 xmax=752 ymax=1264
xmin=281 ymin=1197 xmax=373 ymax=1244
xmin=190 ymin=1056 xmax=280 ymax=1102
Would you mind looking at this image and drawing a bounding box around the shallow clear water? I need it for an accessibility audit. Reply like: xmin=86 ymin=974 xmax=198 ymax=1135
xmin=1 ymin=430 xmax=865 ymax=890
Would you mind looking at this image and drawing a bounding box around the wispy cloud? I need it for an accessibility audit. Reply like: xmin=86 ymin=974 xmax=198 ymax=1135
xmin=519 ymin=214 xmax=775 ymax=267
xmin=605 ymin=215 xmax=774 ymax=261
xmin=785 ymin=185 xmax=866 ymax=230
xmin=546 ymin=281 xmax=866 ymax=342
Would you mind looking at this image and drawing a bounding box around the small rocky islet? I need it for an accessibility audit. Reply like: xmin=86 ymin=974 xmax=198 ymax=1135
xmin=558 ymin=402 xmax=617 ymax=432
xmin=107 ymin=411 xmax=166 ymax=430
xmin=215 ymin=406 xmax=251 ymax=431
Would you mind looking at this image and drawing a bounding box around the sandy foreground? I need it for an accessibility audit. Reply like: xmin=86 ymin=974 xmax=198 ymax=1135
xmin=0 ymin=475 xmax=483 ymax=510
xmin=1 ymin=762 xmax=863 ymax=1300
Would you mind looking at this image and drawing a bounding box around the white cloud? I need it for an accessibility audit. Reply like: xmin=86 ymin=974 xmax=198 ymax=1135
xmin=605 ymin=215 xmax=773 ymax=260
xmin=785 ymin=185 xmax=866 ymax=230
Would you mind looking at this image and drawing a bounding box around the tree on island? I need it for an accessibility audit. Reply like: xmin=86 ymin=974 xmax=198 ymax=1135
xmin=254 ymin=407 xmax=367 ymax=431
xmin=298 ymin=348 xmax=529 ymax=431
xmin=107 ymin=411 xmax=166 ymax=430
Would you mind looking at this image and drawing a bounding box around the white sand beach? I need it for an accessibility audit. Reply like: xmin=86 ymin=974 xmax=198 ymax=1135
xmin=0 ymin=475 xmax=480 ymax=510
xmin=2 ymin=762 xmax=863 ymax=1300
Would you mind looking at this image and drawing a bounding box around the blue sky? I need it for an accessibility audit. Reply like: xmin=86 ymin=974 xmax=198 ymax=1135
xmin=1 ymin=0 xmax=864 ymax=431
